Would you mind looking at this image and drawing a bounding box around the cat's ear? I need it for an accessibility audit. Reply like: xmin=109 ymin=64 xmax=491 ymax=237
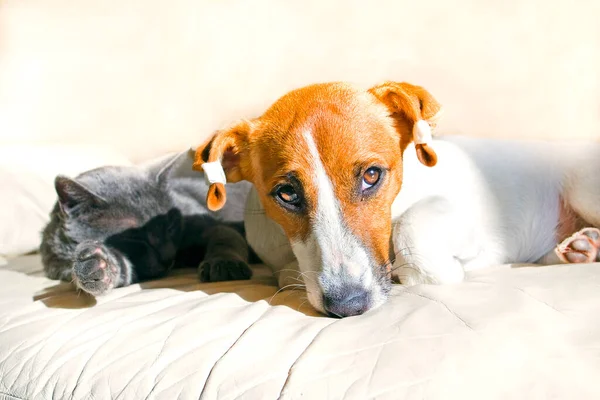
xmin=154 ymin=150 xmax=194 ymax=184
xmin=54 ymin=176 xmax=105 ymax=215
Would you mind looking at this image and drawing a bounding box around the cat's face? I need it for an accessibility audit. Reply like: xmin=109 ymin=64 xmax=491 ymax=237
xmin=105 ymin=209 xmax=185 ymax=280
xmin=55 ymin=166 xmax=183 ymax=272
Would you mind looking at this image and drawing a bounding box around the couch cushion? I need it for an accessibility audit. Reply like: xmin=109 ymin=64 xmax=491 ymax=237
xmin=1 ymin=255 xmax=599 ymax=399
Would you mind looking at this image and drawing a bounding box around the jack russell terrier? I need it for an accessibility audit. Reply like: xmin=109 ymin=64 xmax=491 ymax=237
xmin=194 ymin=81 xmax=600 ymax=318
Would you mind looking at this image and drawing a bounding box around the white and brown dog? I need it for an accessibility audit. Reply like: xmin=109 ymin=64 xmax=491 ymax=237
xmin=194 ymin=81 xmax=600 ymax=317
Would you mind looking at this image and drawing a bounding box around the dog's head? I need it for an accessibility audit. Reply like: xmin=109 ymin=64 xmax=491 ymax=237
xmin=195 ymin=81 xmax=442 ymax=317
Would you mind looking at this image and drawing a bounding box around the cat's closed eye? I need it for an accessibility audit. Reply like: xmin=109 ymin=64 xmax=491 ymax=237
xmin=92 ymin=216 xmax=140 ymax=230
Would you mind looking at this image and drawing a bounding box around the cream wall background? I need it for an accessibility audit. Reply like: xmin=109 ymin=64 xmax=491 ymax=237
xmin=1 ymin=0 xmax=599 ymax=162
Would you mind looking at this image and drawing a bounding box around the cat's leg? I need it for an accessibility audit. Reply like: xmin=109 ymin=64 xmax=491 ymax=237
xmin=198 ymin=223 xmax=252 ymax=282
xmin=72 ymin=241 xmax=134 ymax=296
xmin=177 ymin=215 xmax=252 ymax=282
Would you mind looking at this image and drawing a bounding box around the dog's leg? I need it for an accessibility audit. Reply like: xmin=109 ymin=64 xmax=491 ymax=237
xmin=540 ymin=227 xmax=600 ymax=264
xmin=391 ymin=196 xmax=477 ymax=285
xmin=563 ymin=147 xmax=600 ymax=227
xmin=540 ymin=148 xmax=600 ymax=265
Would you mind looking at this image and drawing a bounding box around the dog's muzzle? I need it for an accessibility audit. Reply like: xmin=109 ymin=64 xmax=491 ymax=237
xmin=322 ymin=283 xmax=371 ymax=317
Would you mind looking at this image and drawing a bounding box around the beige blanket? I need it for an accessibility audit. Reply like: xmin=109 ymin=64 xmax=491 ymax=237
xmin=1 ymin=255 xmax=599 ymax=399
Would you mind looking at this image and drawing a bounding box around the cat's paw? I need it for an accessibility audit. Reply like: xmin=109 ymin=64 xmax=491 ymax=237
xmin=556 ymin=227 xmax=600 ymax=263
xmin=73 ymin=243 xmax=120 ymax=296
xmin=199 ymin=258 xmax=253 ymax=282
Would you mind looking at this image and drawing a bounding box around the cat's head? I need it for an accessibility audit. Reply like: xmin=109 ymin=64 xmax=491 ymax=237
xmin=54 ymin=151 xmax=190 ymax=239
xmin=56 ymin=170 xmax=166 ymax=235
xmin=54 ymin=154 xmax=188 ymax=269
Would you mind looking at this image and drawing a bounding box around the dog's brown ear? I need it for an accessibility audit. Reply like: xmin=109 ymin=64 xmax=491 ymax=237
xmin=369 ymin=81 xmax=442 ymax=167
xmin=193 ymin=120 xmax=252 ymax=211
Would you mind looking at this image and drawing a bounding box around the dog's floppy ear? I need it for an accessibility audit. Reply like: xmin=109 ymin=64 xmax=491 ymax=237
xmin=193 ymin=120 xmax=252 ymax=211
xmin=369 ymin=81 xmax=442 ymax=167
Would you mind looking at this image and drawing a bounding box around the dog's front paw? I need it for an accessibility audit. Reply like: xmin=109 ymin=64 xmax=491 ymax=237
xmin=556 ymin=227 xmax=600 ymax=263
xmin=199 ymin=258 xmax=253 ymax=282
xmin=73 ymin=243 xmax=120 ymax=296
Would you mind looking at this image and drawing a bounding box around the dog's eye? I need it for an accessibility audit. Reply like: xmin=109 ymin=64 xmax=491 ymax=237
xmin=276 ymin=185 xmax=300 ymax=205
xmin=362 ymin=167 xmax=381 ymax=191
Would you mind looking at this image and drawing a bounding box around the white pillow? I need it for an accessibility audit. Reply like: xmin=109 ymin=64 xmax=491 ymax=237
xmin=0 ymin=145 xmax=132 ymax=257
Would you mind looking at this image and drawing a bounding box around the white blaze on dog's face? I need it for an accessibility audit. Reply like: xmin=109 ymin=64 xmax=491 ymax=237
xmin=195 ymin=82 xmax=441 ymax=317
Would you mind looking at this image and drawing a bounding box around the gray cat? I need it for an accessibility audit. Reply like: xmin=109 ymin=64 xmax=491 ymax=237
xmin=40 ymin=150 xmax=253 ymax=296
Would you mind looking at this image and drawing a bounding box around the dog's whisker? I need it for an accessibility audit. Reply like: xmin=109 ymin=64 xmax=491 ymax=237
xmin=281 ymin=285 xmax=307 ymax=302
xmin=296 ymin=271 xmax=319 ymax=281
xmin=268 ymin=284 xmax=306 ymax=305
xmin=275 ymin=269 xmax=320 ymax=287
xmin=275 ymin=269 xmax=319 ymax=275
xmin=286 ymin=276 xmax=306 ymax=285
xmin=392 ymin=246 xmax=422 ymax=258
xmin=297 ymin=299 xmax=309 ymax=312
xmin=388 ymin=262 xmax=420 ymax=273
xmin=275 ymin=268 xmax=301 ymax=274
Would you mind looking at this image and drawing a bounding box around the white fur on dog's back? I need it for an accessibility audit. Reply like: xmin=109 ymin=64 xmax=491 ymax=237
xmin=562 ymin=143 xmax=600 ymax=227
xmin=393 ymin=136 xmax=593 ymax=269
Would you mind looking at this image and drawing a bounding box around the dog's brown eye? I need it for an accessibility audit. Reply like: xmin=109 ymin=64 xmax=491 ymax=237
xmin=276 ymin=185 xmax=300 ymax=205
xmin=362 ymin=167 xmax=381 ymax=191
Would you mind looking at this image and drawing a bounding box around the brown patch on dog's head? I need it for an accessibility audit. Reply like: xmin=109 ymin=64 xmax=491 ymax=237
xmin=196 ymin=81 xmax=443 ymax=316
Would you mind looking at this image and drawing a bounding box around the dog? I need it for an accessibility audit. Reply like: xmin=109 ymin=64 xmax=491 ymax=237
xmin=193 ymin=81 xmax=600 ymax=318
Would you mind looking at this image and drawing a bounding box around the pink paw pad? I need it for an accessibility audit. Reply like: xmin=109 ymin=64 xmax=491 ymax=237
xmin=556 ymin=227 xmax=600 ymax=264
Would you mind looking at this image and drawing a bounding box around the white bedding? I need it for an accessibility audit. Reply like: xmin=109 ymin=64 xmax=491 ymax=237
xmin=1 ymin=255 xmax=599 ymax=399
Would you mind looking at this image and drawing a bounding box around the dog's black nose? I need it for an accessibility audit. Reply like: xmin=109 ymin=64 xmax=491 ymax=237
xmin=323 ymin=286 xmax=371 ymax=318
